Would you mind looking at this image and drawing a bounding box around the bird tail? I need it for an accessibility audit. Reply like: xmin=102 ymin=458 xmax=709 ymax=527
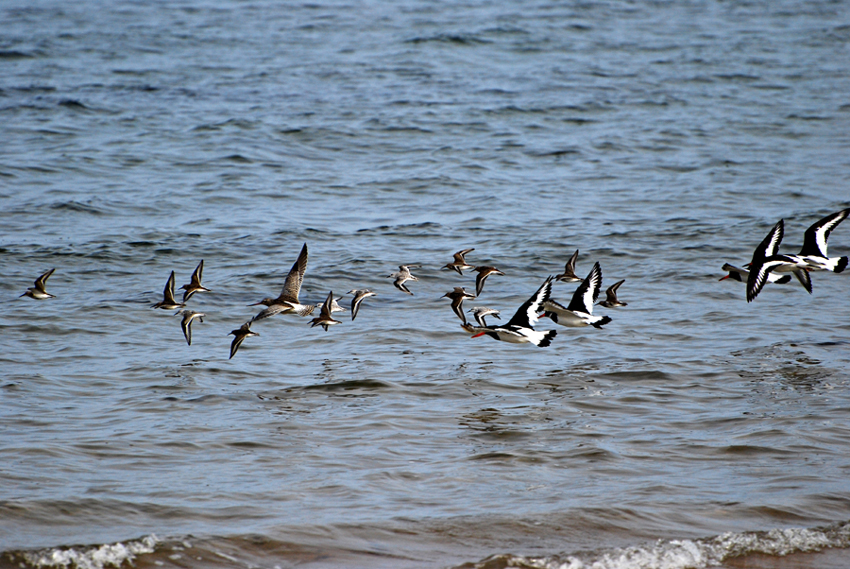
xmin=537 ymin=330 xmax=557 ymax=348
xmin=592 ymin=316 xmax=612 ymax=329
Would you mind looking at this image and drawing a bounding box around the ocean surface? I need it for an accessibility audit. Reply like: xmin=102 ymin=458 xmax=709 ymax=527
xmin=2 ymin=1 xmax=850 ymax=568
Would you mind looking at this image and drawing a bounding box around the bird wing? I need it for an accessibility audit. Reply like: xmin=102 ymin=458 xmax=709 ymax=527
xmin=567 ymin=262 xmax=602 ymax=314
xmin=507 ymin=276 xmax=553 ymax=328
xmin=280 ymin=243 xmax=308 ymax=303
xmin=800 ymin=208 xmax=849 ymax=257
xmin=751 ymin=219 xmax=784 ymax=262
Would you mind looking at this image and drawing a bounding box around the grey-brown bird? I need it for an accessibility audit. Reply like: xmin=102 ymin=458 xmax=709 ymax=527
xmin=442 ymin=287 xmax=475 ymax=323
xmin=442 ymin=248 xmax=475 ymax=275
xmin=229 ymin=322 xmax=259 ymax=359
xmin=250 ymin=243 xmax=314 ymax=321
xmin=599 ymin=279 xmax=628 ymax=308
xmin=348 ymin=289 xmax=377 ymax=321
xmin=310 ymin=290 xmax=342 ymax=331
xmin=180 ymin=260 xmax=211 ymax=302
xmin=152 ymin=271 xmax=186 ymax=310
xmin=555 ymin=250 xmax=582 ymax=282
xmin=388 ymin=264 xmax=420 ymax=295
xmin=176 ymin=310 xmax=205 ymax=345
xmin=473 ymin=266 xmax=505 ymax=297
xmin=468 ymin=306 xmax=501 ymax=327
xmin=20 ymin=268 xmax=56 ymax=300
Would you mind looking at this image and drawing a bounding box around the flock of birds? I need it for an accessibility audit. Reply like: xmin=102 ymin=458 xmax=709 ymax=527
xmin=18 ymin=207 xmax=848 ymax=357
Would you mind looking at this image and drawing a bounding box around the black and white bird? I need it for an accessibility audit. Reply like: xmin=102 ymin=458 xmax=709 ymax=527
xmin=719 ymin=263 xmax=791 ymax=285
xmin=347 ymin=289 xmax=376 ymax=321
xmin=542 ymin=262 xmax=612 ymax=328
xmin=463 ymin=276 xmax=557 ymax=347
xmin=796 ymin=208 xmax=849 ymax=273
xmin=20 ymin=268 xmax=56 ymax=300
xmin=442 ymin=287 xmax=475 ymax=323
xmin=745 ymin=220 xmax=812 ymax=302
xmin=555 ymin=250 xmax=582 ymax=283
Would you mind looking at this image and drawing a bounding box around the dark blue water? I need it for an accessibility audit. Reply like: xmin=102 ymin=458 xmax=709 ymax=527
xmin=2 ymin=1 xmax=850 ymax=567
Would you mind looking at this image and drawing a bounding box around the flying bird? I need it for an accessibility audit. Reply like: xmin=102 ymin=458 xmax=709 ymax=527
xmin=348 ymin=289 xmax=377 ymax=321
xmin=467 ymin=306 xmax=501 ymax=327
xmin=555 ymin=250 xmax=582 ymax=283
xmin=180 ymin=260 xmax=211 ymax=302
xmin=473 ymin=265 xmax=505 ymax=297
xmin=229 ymin=322 xmax=259 ymax=359
xmin=598 ymin=279 xmax=628 ymax=308
xmin=152 ymin=271 xmax=186 ymax=310
xmin=442 ymin=248 xmax=475 ymax=275
xmin=388 ymin=265 xmax=420 ymax=295
xmin=20 ymin=268 xmax=56 ymax=300
xmin=176 ymin=310 xmax=205 ymax=346
xmin=310 ymin=290 xmax=342 ymax=331
xmin=251 ymin=243 xmax=314 ymax=321
xmin=463 ymin=276 xmax=557 ymax=347
xmin=543 ymin=262 xmax=612 ymax=328
xmin=442 ymin=287 xmax=475 ymax=323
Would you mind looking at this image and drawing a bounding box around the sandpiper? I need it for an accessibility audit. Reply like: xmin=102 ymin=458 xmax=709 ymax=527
xmin=348 ymin=289 xmax=377 ymax=321
xmin=543 ymin=262 xmax=612 ymax=328
xmin=317 ymin=296 xmax=347 ymax=314
xmin=310 ymin=290 xmax=342 ymax=331
xmin=388 ymin=264 xmax=420 ymax=295
xmin=176 ymin=310 xmax=205 ymax=346
xmin=251 ymin=243 xmax=315 ymax=321
xmin=599 ymin=279 xmax=628 ymax=308
xmin=180 ymin=260 xmax=211 ymax=302
xmin=152 ymin=271 xmax=186 ymax=310
xmin=555 ymin=250 xmax=582 ymax=282
xmin=464 ymin=276 xmax=557 ymax=347
xmin=467 ymin=306 xmax=501 ymax=327
xmin=442 ymin=248 xmax=475 ymax=275
xmin=20 ymin=268 xmax=56 ymax=300
xmin=473 ymin=265 xmax=505 ymax=297
xmin=442 ymin=287 xmax=475 ymax=323
xmin=229 ymin=322 xmax=259 ymax=359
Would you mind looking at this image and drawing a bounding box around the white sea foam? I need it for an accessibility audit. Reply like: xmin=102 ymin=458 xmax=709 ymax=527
xmin=18 ymin=535 xmax=159 ymax=569
xmin=478 ymin=524 xmax=850 ymax=569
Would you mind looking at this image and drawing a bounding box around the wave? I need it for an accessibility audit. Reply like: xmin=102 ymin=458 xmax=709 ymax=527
xmin=3 ymin=521 xmax=849 ymax=569
xmin=458 ymin=522 xmax=850 ymax=569
xmin=2 ymin=536 xmax=158 ymax=569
